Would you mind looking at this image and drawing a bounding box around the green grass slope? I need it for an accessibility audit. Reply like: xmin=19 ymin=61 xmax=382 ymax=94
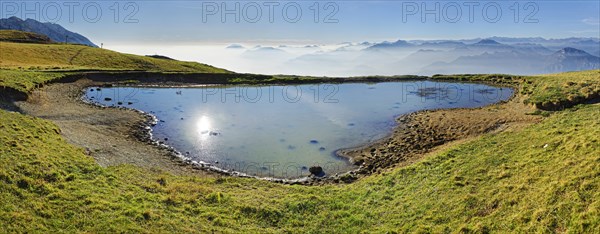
xmin=432 ymin=70 xmax=600 ymax=110
xmin=0 ymin=70 xmax=66 ymax=93
xmin=0 ymin=30 xmax=52 ymax=43
xmin=0 ymin=41 xmax=229 ymax=73
xmin=1 ymin=37 xmax=230 ymax=94
xmin=0 ymin=70 xmax=599 ymax=232
xmin=526 ymin=70 xmax=600 ymax=109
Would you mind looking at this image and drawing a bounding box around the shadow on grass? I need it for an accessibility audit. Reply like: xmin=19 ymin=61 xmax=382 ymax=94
xmin=0 ymin=88 xmax=24 ymax=113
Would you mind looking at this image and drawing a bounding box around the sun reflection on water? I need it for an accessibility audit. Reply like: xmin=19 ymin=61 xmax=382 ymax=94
xmin=196 ymin=115 xmax=212 ymax=137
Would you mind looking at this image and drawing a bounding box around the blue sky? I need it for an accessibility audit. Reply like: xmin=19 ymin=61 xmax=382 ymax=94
xmin=2 ymin=1 xmax=599 ymax=44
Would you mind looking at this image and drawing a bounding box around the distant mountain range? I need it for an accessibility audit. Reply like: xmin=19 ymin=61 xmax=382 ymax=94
xmin=1 ymin=16 xmax=598 ymax=76
xmin=546 ymin=48 xmax=600 ymax=73
xmin=413 ymin=40 xmax=600 ymax=75
xmin=368 ymin=40 xmax=414 ymax=50
xmin=0 ymin=17 xmax=97 ymax=47
xmin=278 ymin=38 xmax=600 ymax=76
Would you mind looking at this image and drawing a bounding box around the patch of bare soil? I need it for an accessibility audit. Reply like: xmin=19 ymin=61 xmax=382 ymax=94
xmin=337 ymin=94 xmax=542 ymax=179
xmin=16 ymin=79 xmax=212 ymax=176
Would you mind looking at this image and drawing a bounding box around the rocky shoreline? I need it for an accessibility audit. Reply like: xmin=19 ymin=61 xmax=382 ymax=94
xmin=10 ymin=76 xmax=542 ymax=185
xmin=336 ymin=95 xmax=541 ymax=181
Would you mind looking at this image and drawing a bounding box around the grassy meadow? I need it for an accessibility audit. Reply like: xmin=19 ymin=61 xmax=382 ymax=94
xmin=1 ymin=91 xmax=598 ymax=232
xmin=0 ymin=70 xmax=66 ymax=93
xmin=0 ymin=36 xmax=599 ymax=232
xmin=1 ymin=37 xmax=229 ymax=93
xmin=0 ymin=41 xmax=229 ymax=73
xmin=0 ymin=30 xmax=53 ymax=43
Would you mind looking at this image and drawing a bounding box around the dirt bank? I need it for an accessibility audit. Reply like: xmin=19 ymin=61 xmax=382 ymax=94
xmin=336 ymin=94 xmax=542 ymax=180
xmin=15 ymin=79 xmax=213 ymax=176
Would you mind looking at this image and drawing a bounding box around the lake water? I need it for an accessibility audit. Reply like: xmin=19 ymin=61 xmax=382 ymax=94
xmin=85 ymin=81 xmax=512 ymax=178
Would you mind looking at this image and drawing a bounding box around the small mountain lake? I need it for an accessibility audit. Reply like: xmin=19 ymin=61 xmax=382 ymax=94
xmin=85 ymin=81 xmax=512 ymax=178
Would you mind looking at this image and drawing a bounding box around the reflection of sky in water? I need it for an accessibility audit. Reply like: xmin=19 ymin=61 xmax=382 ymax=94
xmin=86 ymin=81 xmax=512 ymax=178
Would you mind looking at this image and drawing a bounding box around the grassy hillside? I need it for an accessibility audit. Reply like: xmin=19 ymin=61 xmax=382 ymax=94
xmin=0 ymin=41 xmax=229 ymax=73
xmin=0 ymin=36 xmax=230 ymax=93
xmin=0 ymin=70 xmax=66 ymax=93
xmin=0 ymin=30 xmax=52 ymax=43
xmin=432 ymin=71 xmax=600 ymax=110
xmin=526 ymin=70 xmax=600 ymax=109
xmin=0 ymin=70 xmax=599 ymax=232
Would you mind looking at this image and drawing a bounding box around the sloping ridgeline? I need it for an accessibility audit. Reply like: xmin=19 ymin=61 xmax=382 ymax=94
xmin=0 ymin=16 xmax=97 ymax=47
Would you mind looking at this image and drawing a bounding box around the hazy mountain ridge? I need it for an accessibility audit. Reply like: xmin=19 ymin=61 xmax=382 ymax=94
xmin=227 ymin=38 xmax=599 ymax=76
xmin=421 ymin=45 xmax=599 ymax=75
xmin=0 ymin=17 xmax=97 ymax=47
xmin=545 ymin=48 xmax=600 ymax=73
xmin=3 ymin=17 xmax=596 ymax=76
